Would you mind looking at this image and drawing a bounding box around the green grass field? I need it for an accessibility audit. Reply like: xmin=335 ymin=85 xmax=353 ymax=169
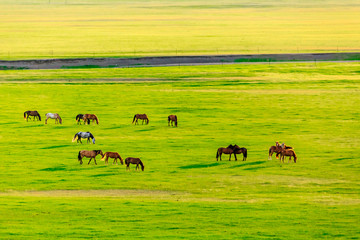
xmin=0 ymin=62 xmax=359 ymax=239
xmin=1 ymin=0 xmax=360 ymax=59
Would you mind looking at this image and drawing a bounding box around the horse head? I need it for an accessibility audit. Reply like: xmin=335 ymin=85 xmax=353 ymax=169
xmin=95 ymin=150 xmax=104 ymax=157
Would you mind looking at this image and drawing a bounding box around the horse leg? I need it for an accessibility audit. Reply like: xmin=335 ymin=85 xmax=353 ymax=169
xmin=94 ymin=157 xmax=97 ymax=165
xmin=88 ymin=157 xmax=92 ymax=164
xmin=234 ymin=153 xmax=237 ymax=161
xmin=229 ymin=153 xmax=232 ymax=161
xmin=45 ymin=117 xmax=48 ymax=124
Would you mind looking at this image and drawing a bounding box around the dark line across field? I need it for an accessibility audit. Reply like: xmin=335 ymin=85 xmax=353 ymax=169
xmin=0 ymin=52 xmax=359 ymax=70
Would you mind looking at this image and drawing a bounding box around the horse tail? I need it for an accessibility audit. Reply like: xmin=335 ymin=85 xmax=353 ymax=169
xmin=132 ymin=115 xmax=136 ymax=123
xmin=243 ymin=148 xmax=248 ymax=159
xmin=72 ymin=133 xmax=78 ymax=142
xmin=216 ymin=149 xmax=219 ymax=159
xmin=293 ymin=152 xmax=297 ymax=163
xmin=174 ymin=115 xmax=177 ymax=126
xmin=78 ymin=151 xmax=82 ymax=161
xmin=95 ymin=115 xmax=99 ymax=124
xmin=139 ymin=160 xmax=145 ymax=171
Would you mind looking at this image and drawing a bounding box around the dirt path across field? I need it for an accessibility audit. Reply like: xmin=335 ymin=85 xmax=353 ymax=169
xmin=1 ymin=52 xmax=359 ymax=70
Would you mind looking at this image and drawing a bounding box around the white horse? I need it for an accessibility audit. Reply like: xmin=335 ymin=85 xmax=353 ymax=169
xmin=45 ymin=113 xmax=62 ymax=124
xmin=72 ymin=132 xmax=95 ymax=144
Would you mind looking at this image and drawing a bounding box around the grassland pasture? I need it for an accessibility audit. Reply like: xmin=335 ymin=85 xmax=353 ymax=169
xmin=1 ymin=0 xmax=360 ymax=59
xmin=0 ymin=62 xmax=359 ymax=238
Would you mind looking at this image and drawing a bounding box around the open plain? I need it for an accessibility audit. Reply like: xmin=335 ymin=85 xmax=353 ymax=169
xmin=0 ymin=0 xmax=360 ymax=239
xmin=0 ymin=62 xmax=359 ymax=238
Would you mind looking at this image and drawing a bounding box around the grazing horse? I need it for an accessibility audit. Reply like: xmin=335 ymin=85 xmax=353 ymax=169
xmin=76 ymin=114 xmax=90 ymax=125
xmin=24 ymin=111 xmax=41 ymax=121
xmin=72 ymin=132 xmax=96 ymax=144
xmin=45 ymin=113 xmax=62 ymax=124
xmin=280 ymin=149 xmax=297 ymax=163
xmin=78 ymin=150 xmax=104 ymax=165
xmin=101 ymin=152 xmax=124 ymax=165
xmin=216 ymin=144 xmax=237 ymax=161
xmin=268 ymin=142 xmax=293 ymax=160
xmin=168 ymin=115 xmax=178 ymax=127
xmin=132 ymin=114 xmax=149 ymax=125
xmin=83 ymin=114 xmax=99 ymax=125
xmin=125 ymin=157 xmax=145 ymax=171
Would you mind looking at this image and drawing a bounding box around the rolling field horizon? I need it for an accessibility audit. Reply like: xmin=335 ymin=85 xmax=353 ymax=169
xmin=0 ymin=62 xmax=359 ymax=238
xmin=1 ymin=0 xmax=360 ymax=59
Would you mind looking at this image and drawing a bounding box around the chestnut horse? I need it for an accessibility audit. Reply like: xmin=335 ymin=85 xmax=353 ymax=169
xmin=45 ymin=113 xmax=62 ymax=124
xmin=83 ymin=114 xmax=99 ymax=125
xmin=280 ymin=149 xmax=297 ymax=163
xmin=168 ymin=115 xmax=178 ymax=127
xmin=101 ymin=152 xmax=124 ymax=165
xmin=125 ymin=157 xmax=145 ymax=171
xmin=132 ymin=114 xmax=149 ymax=125
xmin=78 ymin=150 xmax=104 ymax=165
xmin=269 ymin=142 xmax=293 ymax=160
xmin=24 ymin=111 xmax=41 ymax=121
xmin=216 ymin=144 xmax=238 ymax=161
xmin=76 ymin=114 xmax=90 ymax=125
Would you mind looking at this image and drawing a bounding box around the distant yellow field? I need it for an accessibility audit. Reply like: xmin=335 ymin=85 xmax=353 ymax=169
xmin=1 ymin=0 xmax=360 ymax=59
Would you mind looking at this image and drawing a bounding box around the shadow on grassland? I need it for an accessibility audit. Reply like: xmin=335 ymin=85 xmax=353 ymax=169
xmin=230 ymin=161 xmax=267 ymax=170
xmin=178 ymin=162 xmax=221 ymax=169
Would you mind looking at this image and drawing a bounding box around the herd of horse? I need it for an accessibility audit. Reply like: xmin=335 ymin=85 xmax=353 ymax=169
xmin=77 ymin=150 xmax=144 ymax=171
xmin=25 ymin=110 xmax=297 ymax=167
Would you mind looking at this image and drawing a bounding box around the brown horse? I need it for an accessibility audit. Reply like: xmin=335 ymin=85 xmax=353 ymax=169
xmin=268 ymin=142 xmax=291 ymax=160
xmin=101 ymin=152 xmax=124 ymax=165
xmin=216 ymin=144 xmax=237 ymax=161
xmin=168 ymin=115 xmax=178 ymax=127
xmin=24 ymin=111 xmax=41 ymax=121
xmin=125 ymin=157 xmax=145 ymax=171
xmin=78 ymin=150 xmax=104 ymax=165
xmin=280 ymin=149 xmax=297 ymax=163
xmin=83 ymin=114 xmax=99 ymax=125
xmin=233 ymin=146 xmax=248 ymax=161
xmin=132 ymin=114 xmax=149 ymax=125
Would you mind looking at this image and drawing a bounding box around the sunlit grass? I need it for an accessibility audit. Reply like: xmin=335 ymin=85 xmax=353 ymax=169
xmin=0 ymin=62 xmax=359 ymax=238
xmin=1 ymin=0 xmax=360 ymax=59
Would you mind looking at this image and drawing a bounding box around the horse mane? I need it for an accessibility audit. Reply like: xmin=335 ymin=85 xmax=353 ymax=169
xmin=227 ymin=144 xmax=234 ymax=149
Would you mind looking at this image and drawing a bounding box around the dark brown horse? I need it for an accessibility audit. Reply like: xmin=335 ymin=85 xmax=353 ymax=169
xmin=168 ymin=115 xmax=178 ymax=127
xmin=280 ymin=149 xmax=297 ymax=163
xmin=132 ymin=114 xmax=149 ymax=125
xmin=125 ymin=157 xmax=145 ymax=171
xmin=24 ymin=111 xmax=41 ymax=121
xmin=83 ymin=114 xmax=99 ymax=125
xmin=101 ymin=152 xmax=124 ymax=165
xmin=78 ymin=150 xmax=104 ymax=165
xmin=232 ymin=146 xmax=248 ymax=161
xmin=216 ymin=144 xmax=237 ymax=161
xmin=76 ymin=114 xmax=90 ymax=125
